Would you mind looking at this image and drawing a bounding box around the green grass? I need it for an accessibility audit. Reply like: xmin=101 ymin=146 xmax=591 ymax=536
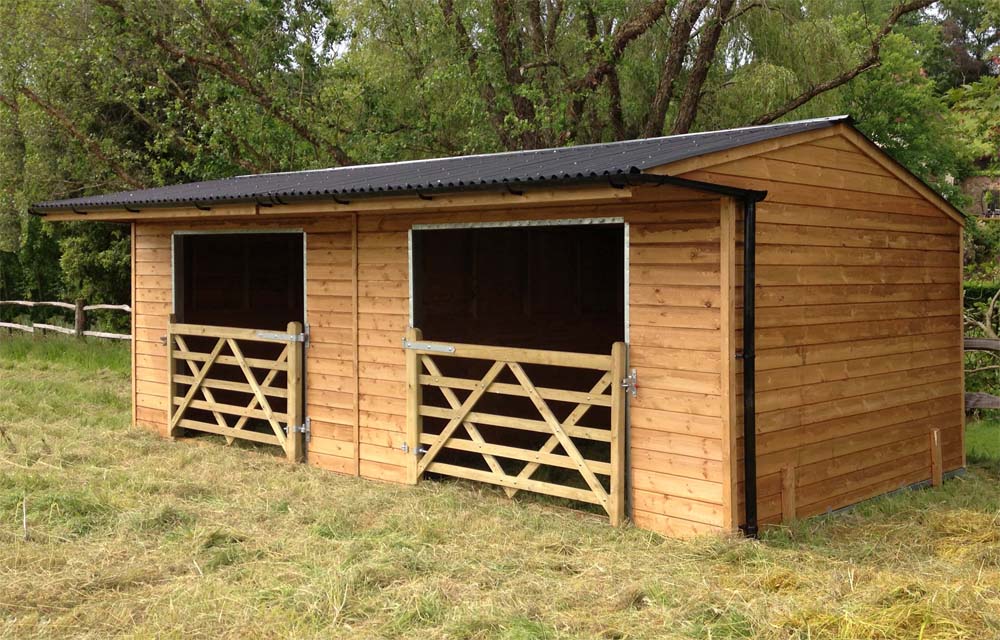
xmin=2 ymin=335 xmax=1000 ymax=639
xmin=967 ymin=417 xmax=1000 ymax=472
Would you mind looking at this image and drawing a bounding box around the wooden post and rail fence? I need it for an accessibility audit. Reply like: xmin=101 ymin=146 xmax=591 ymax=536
xmin=0 ymin=300 xmax=131 ymax=340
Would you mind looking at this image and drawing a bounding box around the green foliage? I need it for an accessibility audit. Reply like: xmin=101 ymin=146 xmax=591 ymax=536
xmin=0 ymin=0 xmax=996 ymax=305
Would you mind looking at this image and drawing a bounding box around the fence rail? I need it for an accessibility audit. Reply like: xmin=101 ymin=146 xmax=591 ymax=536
xmin=0 ymin=300 xmax=131 ymax=340
xmin=966 ymin=337 xmax=1000 ymax=410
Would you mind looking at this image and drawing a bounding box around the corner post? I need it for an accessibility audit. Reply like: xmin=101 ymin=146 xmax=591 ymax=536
xmin=286 ymin=321 xmax=304 ymax=463
xmin=719 ymin=196 xmax=739 ymax=532
xmin=609 ymin=341 xmax=627 ymax=527
xmin=405 ymin=327 xmax=423 ymax=485
xmin=74 ymin=299 xmax=86 ymax=339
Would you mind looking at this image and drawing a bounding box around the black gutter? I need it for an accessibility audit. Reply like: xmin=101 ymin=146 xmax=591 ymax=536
xmin=739 ymin=199 xmax=759 ymax=538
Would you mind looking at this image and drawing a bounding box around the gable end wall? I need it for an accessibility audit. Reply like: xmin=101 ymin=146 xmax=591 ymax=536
xmin=680 ymin=132 xmax=964 ymax=524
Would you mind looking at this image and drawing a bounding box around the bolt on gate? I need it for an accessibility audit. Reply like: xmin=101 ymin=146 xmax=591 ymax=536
xmin=166 ymin=321 xmax=306 ymax=461
xmin=403 ymin=328 xmax=628 ymax=526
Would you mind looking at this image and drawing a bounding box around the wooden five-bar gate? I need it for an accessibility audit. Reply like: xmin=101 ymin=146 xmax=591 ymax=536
xmin=403 ymin=328 xmax=628 ymax=525
xmin=164 ymin=321 xmax=627 ymax=525
xmin=167 ymin=321 xmax=305 ymax=461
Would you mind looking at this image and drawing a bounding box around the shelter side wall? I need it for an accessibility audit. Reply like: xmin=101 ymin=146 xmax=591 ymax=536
xmin=682 ymin=134 xmax=964 ymax=525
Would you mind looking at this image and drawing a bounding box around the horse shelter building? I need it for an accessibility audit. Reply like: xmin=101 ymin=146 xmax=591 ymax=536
xmin=31 ymin=115 xmax=966 ymax=538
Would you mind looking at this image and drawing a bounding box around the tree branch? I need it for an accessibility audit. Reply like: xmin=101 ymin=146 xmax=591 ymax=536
xmin=95 ymin=0 xmax=354 ymax=166
xmin=642 ymin=0 xmax=711 ymax=137
xmin=18 ymin=87 xmax=145 ymax=189
xmin=750 ymin=0 xmax=935 ymax=126
xmin=0 ymin=92 xmax=19 ymax=113
xmin=439 ymin=0 xmax=512 ymax=148
xmin=671 ymin=0 xmax=737 ymax=134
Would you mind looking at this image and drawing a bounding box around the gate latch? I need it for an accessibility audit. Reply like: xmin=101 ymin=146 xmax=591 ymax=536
xmin=621 ymin=369 xmax=638 ymax=398
xmin=287 ymin=417 xmax=311 ymax=444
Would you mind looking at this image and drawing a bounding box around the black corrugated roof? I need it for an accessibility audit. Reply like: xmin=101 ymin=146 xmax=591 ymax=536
xmin=31 ymin=115 xmax=849 ymax=212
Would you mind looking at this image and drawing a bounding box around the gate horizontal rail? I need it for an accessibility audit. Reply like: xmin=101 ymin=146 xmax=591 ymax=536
xmin=167 ymin=321 xmax=304 ymax=461
xmin=404 ymin=328 xmax=627 ymax=525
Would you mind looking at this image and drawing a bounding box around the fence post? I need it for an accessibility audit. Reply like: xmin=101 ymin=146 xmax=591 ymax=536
xmin=609 ymin=341 xmax=627 ymax=527
xmin=74 ymin=299 xmax=86 ymax=338
xmin=930 ymin=428 xmax=943 ymax=487
xmin=781 ymin=464 xmax=797 ymax=523
xmin=286 ymin=321 xmax=304 ymax=463
xmin=405 ymin=327 xmax=423 ymax=485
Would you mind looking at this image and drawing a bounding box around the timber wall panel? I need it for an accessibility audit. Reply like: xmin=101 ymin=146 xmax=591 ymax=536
xmin=683 ymin=133 xmax=963 ymax=526
xmin=627 ymin=199 xmax=725 ymax=536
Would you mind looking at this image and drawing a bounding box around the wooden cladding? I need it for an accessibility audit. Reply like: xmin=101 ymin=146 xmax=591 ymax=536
xmin=682 ymin=131 xmax=964 ymax=526
xmin=405 ymin=329 xmax=627 ymax=525
xmin=128 ymin=129 xmax=965 ymax=539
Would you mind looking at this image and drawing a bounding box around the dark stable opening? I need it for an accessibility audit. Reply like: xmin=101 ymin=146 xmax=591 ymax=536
xmin=172 ymin=232 xmax=304 ymax=443
xmin=413 ymin=224 xmax=624 ymax=353
xmin=411 ymin=224 xmax=625 ymax=495
xmin=174 ymin=232 xmax=304 ymax=329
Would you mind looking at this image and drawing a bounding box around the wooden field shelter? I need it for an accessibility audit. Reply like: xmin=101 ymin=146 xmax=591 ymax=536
xmin=32 ymin=116 xmax=966 ymax=538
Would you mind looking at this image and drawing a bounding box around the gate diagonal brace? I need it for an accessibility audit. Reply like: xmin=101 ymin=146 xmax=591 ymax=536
xmin=419 ymin=354 xmax=514 ymax=496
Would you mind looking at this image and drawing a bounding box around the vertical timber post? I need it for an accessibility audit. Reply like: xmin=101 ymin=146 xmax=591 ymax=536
xmin=166 ymin=314 xmax=177 ymax=438
xmin=74 ymin=299 xmax=86 ymax=339
xmin=780 ymin=464 xmax=797 ymax=523
xmin=930 ymin=428 xmax=943 ymax=488
xmin=719 ymin=196 xmax=739 ymax=532
xmin=405 ymin=327 xmax=423 ymax=485
xmin=609 ymin=341 xmax=627 ymax=527
xmin=286 ymin=321 xmax=304 ymax=463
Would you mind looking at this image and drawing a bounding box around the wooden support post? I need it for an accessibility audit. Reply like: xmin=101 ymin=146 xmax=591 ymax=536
xmin=166 ymin=314 xmax=177 ymax=438
xmin=405 ymin=327 xmax=423 ymax=485
xmin=719 ymin=196 xmax=739 ymax=531
xmin=930 ymin=428 xmax=943 ymax=488
xmin=74 ymin=299 xmax=86 ymax=338
xmin=286 ymin=321 xmax=304 ymax=463
xmin=609 ymin=341 xmax=627 ymax=527
xmin=780 ymin=464 xmax=797 ymax=524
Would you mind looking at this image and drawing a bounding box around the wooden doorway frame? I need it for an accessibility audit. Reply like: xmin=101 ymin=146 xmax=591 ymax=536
xmin=406 ymin=217 xmax=632 ymax=520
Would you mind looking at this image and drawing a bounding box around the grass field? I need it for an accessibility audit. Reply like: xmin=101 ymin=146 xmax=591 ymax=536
xmin=2 ymin=336 xmax=1000 ymax=639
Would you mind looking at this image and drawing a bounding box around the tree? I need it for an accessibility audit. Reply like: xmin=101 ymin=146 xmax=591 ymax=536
xmin=0 ymin=0 xmax=977 ymax=305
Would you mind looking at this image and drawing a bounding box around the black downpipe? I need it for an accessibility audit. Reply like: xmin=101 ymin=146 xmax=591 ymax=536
xmin=740 ymin=199 xmax=758 ymax=538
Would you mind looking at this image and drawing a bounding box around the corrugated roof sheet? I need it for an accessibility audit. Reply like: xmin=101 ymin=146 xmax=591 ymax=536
xmin=31 ymin=115 xmax=849 ymax=212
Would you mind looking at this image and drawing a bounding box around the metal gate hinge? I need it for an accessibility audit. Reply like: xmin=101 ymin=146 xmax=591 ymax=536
xmin=621 ymin=369 xmax=638 ymax=398
xmin=256 ymin=330 xmax=305 ymax=343
xmin=399 ymin=442 xmax=428 ymax=455
xmin=286 ymin=417 xmax=311 ymax=443
xmin=401 ymin=338 xmax=455 ymax=353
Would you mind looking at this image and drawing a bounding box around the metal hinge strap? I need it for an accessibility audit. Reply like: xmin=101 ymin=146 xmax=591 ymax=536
xmin=256 ymin=330 xmax=305 ymax=343
xmin=401 ymin=338 xmax=455 ymax=353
